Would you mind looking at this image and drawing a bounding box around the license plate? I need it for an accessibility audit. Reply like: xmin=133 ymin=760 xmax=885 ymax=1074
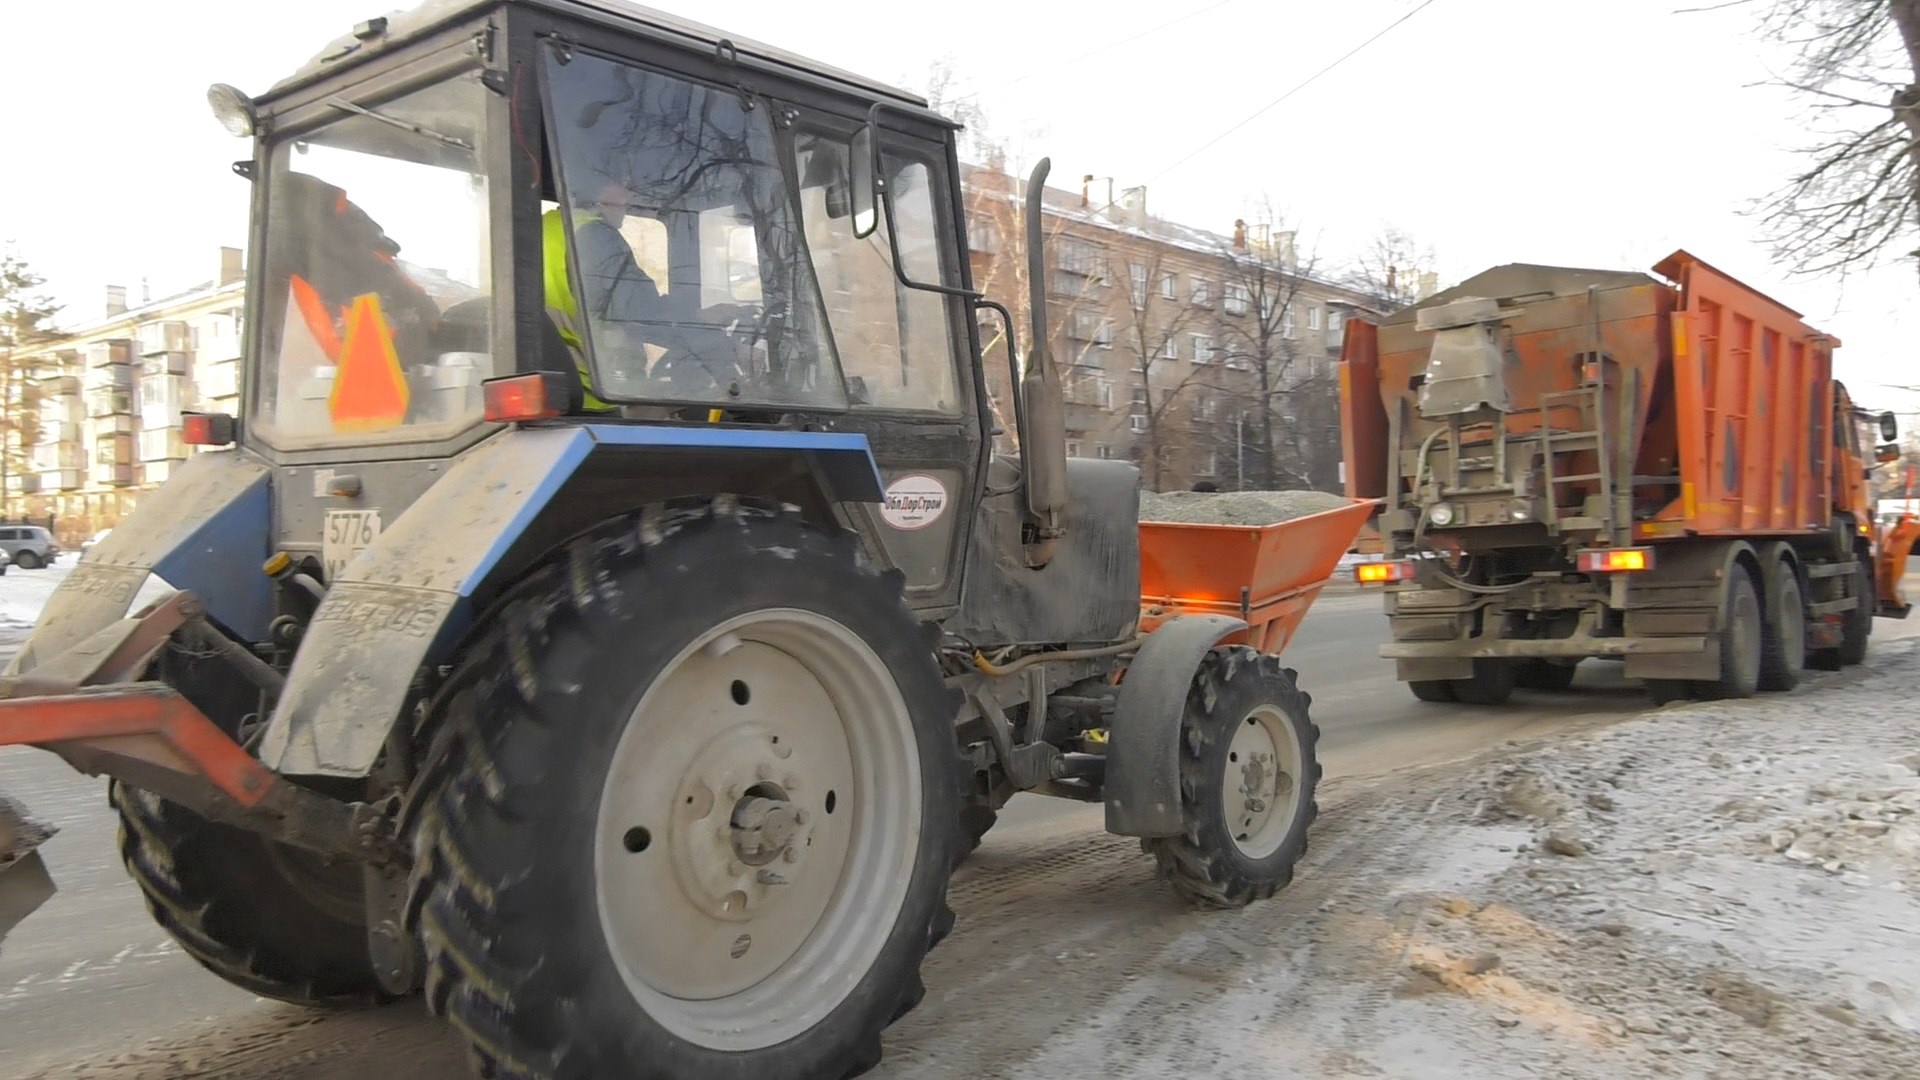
xmin=322 ymin=510 xmax=382 ymax=582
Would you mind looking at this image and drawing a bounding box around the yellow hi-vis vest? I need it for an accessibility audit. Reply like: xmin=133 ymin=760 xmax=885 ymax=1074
xmin=541 ymin=208 xmax=613 ymax=413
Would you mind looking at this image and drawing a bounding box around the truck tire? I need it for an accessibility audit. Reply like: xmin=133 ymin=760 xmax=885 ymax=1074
xmin=1700 ymin=567 xmax=1762 ymax=700
xmin=409 ymin=500 xmax=960 ymax=1080
xmin=1837 ymin=557 xmax=1872 ymax=666
xmin=1450 ymin=659 xmax=1516 ymax=706
xmin=1144 ymin=648 xmax=1320 ymax=909
xmin=1515 ymin=659 xmax=1578 ymax=691
xmin=1757 ymin=561 xmax=1806 ymax=691
xmin=110 ymin=645 xmax=385 ymax=1006
xmin=1407 ymin=679 xmax=1457 ymax=703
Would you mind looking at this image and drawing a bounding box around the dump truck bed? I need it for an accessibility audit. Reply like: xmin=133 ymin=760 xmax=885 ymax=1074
xmin=1342 ymin=250 xmax=1843 ymax=541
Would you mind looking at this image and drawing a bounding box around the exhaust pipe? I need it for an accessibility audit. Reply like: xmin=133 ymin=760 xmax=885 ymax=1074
xmin=1021 ymin=159 xmax=1069 ymax=567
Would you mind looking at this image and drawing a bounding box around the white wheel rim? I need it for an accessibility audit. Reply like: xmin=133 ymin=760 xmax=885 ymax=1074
xmin=1222 ymin=705 xmax=1305 ymax=859
xmin=593 ymin=608 xmax=922 ymax=1051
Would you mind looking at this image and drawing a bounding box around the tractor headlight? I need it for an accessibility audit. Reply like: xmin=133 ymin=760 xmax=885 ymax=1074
xmin=207 ymin=83 xmax=257 ymax=138
xmin=1428 ymin=502 xmax=1456 ymax=527
xmin=1509 ymin=499 xmax=1533 ymax=522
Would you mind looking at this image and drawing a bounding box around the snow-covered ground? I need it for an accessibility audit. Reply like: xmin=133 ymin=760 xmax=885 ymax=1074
xmin=0 ymin=558 xmax=76 ymax=654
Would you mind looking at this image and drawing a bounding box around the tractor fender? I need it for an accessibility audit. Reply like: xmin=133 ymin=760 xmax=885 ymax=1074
xmin=259 ymin=424 xmax=883 ymax=779
xmin=1104 ymin=613 xmax=1247 ymax=838
xmin=7 ymin=450 xmax=272 ymax=678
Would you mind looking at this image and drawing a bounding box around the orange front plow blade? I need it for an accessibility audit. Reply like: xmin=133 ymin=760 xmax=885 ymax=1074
xmin=1880 ymin=513 xmax=1919 ymax=618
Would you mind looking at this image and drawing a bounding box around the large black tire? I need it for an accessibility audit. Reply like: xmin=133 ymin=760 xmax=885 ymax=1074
xmin=408 ymin=500 xmax=960 ymax=1080
xmin=1450 ymin=658 xmax=1516 ymax=706
xmin=1515 ymin=659 xmax=1579 ymax=691
xmin=1407 ymin=679 xmax=1457 ymax=703
xmin=1758 ymin=561 xmax=1806 ymax=692
xmin=12 ymin=550 xmax=40 ymax=570
xmin=1144 ymin=648 xmax=1320 ymax=909
xmin=110 ymin=644 xmax=383 ymax=1005
xmin=1699 ymin=567 xmax=1762 ymax=700
xmin=1837 ymin=557 xmax=1873 ymax=666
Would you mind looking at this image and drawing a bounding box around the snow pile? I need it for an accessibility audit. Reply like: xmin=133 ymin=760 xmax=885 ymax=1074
xmin=1139 ymin=488 xmax=1349 ymax=526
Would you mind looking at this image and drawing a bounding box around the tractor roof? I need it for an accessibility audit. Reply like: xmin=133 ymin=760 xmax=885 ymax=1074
xmin=265 ymin=0 xmax=928 ymax=109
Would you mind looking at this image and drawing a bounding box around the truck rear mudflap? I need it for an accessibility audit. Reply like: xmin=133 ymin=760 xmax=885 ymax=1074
xmin=0 ymin=794 xmax=56 ymax=950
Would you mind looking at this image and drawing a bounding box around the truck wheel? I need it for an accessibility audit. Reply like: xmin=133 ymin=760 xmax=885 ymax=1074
xmin=110 ymin=644 xmax=385 ymax=1006
xmin=1407 ymin=679 xmax=1457 ymax=703
xmin=1836 ymin=557 xmax=1872 ymax=666
xmin=1700 ymin=568 xmax=1762 ymax=700
xmin=1450 ymin=659 xmax=1516 ymax=706
xmin=1144 ymin=648 xmax=1320 ymax=909
xmin=1515 ymin=659 xmax=1578 ymax=691
xmin=1757 ymin=563 xmax=1805 ymax=691
xmin=409 ymin=500 xmax=959 ymax=1080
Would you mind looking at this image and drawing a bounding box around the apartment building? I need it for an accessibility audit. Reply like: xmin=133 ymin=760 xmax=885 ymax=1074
xmin=2 ymin=249 xmax=246 ymax=539
xmin=960 ymin=162 xmax=1395 ymax=492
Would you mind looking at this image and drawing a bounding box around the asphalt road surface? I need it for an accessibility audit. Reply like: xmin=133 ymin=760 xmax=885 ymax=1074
xmin=3 ymin=571 xmax=1917 ymax=1077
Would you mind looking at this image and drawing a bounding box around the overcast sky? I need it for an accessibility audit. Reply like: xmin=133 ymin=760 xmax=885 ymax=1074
xmin=1 ymin=0 xmax=1913 ymax=414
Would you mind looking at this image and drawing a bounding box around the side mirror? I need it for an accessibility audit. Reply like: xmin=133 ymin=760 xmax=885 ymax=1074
xmin=850 ymin=126 xmax=877 ymax=239
xmin=1881 ymin=411 xmax=1899 ymax=443
xmin=1878 ymin=444 xmax=1903 ymax=465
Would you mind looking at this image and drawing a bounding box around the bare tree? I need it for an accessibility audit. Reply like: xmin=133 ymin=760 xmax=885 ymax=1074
xmin=1726 ymin=0 xmax=1920 ymax=282
xmin=1210 ymin=213 xmax=1332 ymax=490
xmin=0 ymin=249 xmax=61 ymax=511
xmin=1110 ymin=245 xmax=1214 ymax=491
xmin=1349 ymin=225 xmax=1437 ymax=311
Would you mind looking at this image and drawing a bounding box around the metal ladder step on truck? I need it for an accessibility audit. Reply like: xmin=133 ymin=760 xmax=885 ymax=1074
xmin=1339 ymin=253 xmax=1919 ymax=705
xmin=0 ymin=3 xmax=1372 ymax=1078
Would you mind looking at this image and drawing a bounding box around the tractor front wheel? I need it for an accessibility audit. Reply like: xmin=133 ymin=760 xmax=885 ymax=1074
xmin=1144 ymin=648 xmax=1320 ymax=909
xmin=409 ymin=500 xmax=959 ymax=1080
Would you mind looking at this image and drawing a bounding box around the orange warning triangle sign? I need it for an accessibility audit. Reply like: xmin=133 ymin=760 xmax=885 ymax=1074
xmin=328 ymin=293 xmax=410 ymax=432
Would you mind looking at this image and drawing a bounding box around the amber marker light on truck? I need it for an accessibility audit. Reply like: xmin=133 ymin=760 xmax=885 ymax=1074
xmin=1576 ymin=547 xmax=1653 ymax=573
xmin=482 ymin=373 xmax=569 ymax=423
xmin=1355 ymin=560 xmax=1416 ymax=584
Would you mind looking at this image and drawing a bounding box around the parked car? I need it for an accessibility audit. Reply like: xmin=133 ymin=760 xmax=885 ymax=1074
xmin=0 ymin=526 xmax=59 ymax=570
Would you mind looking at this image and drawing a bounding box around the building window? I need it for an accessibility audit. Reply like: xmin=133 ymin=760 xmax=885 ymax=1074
xmin=1159 ymin=336 xmax=1177 ymax=360
xmin=1096 ymin=378 xmax=1114 ymax=408
xmin=1056 ymin=236 xmax=1107 ymax=281
xmin=967 ymin=219 xmax=999 ymax=255
xmin=1129 ymin=413 xmax=1149 ymax=434
xmin=1327 ymin=310 xmax=1347 ymax=348
xmin=1191 ymin=278 xmax=1212 ymax=307
xmin=1200 ymin=451 xmax=1218 ymax=476
xmin=1191 ymin=334 xmax=1214 ymax=364
xmin=1070 ymin=310 xmax=1105 ymax=343
xmin=1224 ymin=282 xmax=1250 ymax=316
xmin=1131 ymin=384 xmax=1148 ymax=409
xmin=1197 ymin=395 xmax=1218 ymax=420
xmin=1159 ymin=271 xmax=1177 ymax=299
xmin=1066 ymin=439 xmax=1084 ymax=459
xmin=1096 ymin=444 xmax=1114 ymax=460
xmin=1129 ymin=264 xmax=1149 ymax=308
xmin=1098 ymin=318 xmax=1114 ymax=349
xmin=1281 ymin=307 xmax=1297 ymax=339
xmin=1260 ymin=293 xmax=1276 ymax=321
xmin=1308 ymin=305 xmax=1323 ymax=331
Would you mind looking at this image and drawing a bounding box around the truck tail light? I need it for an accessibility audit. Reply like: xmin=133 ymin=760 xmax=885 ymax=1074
xmin=483 ymin=373 xmax=569 ymax=423
xmin=1355 ymin=560 xmax=1416 ymax=584
xmin=181 ymin=412 xmax=237 ymax=446
xmin=1576 ymin=547 xmax=1653 ymax=573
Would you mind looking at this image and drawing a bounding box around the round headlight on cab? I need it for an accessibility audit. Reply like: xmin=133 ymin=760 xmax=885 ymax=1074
xmin=207 ymin=83 xmax=257 ymax=138
xmin=1428 ymin=502 xmax=1456 ymax=527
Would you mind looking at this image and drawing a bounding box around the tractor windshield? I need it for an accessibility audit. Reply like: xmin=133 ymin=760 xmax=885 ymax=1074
xmin=252 ymin=71 xmax=496 ymax=448
xmin=541 ymin=48 xmax=845 ymax=411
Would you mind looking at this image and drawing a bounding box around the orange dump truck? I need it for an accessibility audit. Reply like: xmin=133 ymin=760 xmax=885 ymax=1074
xmin=1340 ymin=251 xmax=1915 ymax=705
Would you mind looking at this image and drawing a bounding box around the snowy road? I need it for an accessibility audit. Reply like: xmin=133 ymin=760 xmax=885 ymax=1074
xmin=2 ymin=558 xmax=1917 ymax=1077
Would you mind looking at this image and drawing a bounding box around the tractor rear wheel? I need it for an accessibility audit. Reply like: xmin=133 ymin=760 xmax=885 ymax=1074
xmin=409 ymin=500 xmax=959 ymax=1080
xmin=111 ymin=646 xmax=385 ymax=1006
xmin=1145 ymin=648 xmax=1320 ymax=909
xmin=1450 ymin=659 xmax=1516 ymax=706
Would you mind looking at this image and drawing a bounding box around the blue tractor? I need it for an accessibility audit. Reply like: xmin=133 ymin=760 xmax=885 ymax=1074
xmin=0 ymin=2 xmax=1324 ymax=1076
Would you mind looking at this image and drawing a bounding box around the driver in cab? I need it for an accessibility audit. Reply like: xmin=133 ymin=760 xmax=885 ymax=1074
xmin=544 ymin=181 xmax=754 ymax=410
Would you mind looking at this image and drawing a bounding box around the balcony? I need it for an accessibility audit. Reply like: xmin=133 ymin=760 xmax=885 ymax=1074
xmin=86 ymin=340 xmax=133 ymax=368
xmin=33 ymin=442 xmax=83 ymax=471
xmin=96 ymin=434 xmax=134 ymax=467
xmin=142 ymin=351 xmax=189 ymax=378
xmin=9 ymin=474 xmax=40 ymax=495
xmin=34 ymin=468 xmax=81 ymax=492
xmin=88 ymin=389 xmax=134 ymax=417
xmin=198 ymin=358 xmax=240 ymax=400
xmin=91 ymin=413 xmax=136 ymax=436
xmin=138 ymin=321 xmax=189 ymax=356
xmin=35 ymin=374 xmax=81 ymax=397
xmin=103 ymin=464 xmax=137 ymax=487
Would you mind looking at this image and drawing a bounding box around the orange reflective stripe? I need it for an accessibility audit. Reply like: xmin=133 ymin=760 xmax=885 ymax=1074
xmin=328 ymin=293 xmax=411 ymax=431
xmin=289 ymin=275 xmax=342 ymax=360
